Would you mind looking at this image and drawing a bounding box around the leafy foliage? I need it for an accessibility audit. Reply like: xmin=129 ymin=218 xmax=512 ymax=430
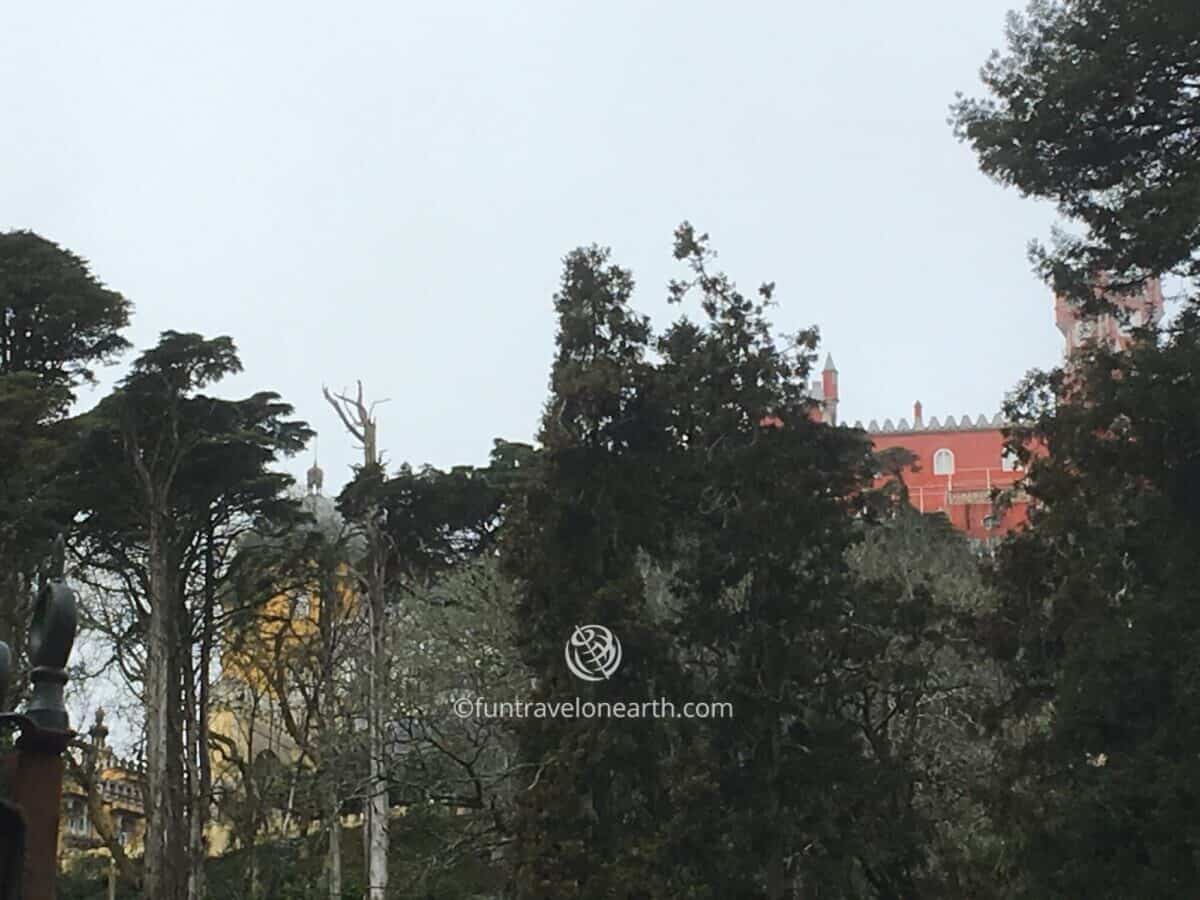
xmin=844 ymin=508 xmax=1008 ymax=897
xmin=500 ymin=243 xmax=679 ymax=899
xmin=0 ymin=230 xmax=131 ymax=389
xmin=988 ymin=313 xmax=1200 ymax=897
xmin=499 ymin=226 xmax=986 ymax=898
xmin=951 ymin=0 xmax=1200 ymax=301
xmin=65 ymin=331 xmax=311 ymax=900
xmin=955 ymin=7 xmax=1200 ymax=892
xmin=653 ymin=226 xmax=879 ymax=898
xmin=0 ymin=231 xmax=130 ymax=704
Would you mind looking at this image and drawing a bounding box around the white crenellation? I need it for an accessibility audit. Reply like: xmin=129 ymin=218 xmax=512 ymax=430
xmin=860 ymin=410 xmax=1009 ymax=435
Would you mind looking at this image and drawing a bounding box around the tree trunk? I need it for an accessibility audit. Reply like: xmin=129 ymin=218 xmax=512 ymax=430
xmin=183 ymin=647 xmax=201 ymax=900
xmin=145 ymin=508 xmax=188 ymax=900
xmin=188 ymin=518 xmax=216 ymax=900
xmin=322 ymin=383 xmax=389 ymax=899
xmin=365 ymin=522 xmax=389 ymax=900
xmin=326 ymin=781 xmax=342 ymax=900
xmin=72 ymin=749 xmax=140 ymax=886
xmin=241 ymin=693 xmax=263 ymax=900
xmin=319 ymin=566 xmax=343 ymax=900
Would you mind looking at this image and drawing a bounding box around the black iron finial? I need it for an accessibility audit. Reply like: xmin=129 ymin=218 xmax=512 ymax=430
xmin=25 ymin=536 xmax=78 ymax=731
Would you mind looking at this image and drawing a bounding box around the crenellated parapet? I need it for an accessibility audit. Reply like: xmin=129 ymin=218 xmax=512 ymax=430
xmin=849 ymin=411 xmax=1007 ymax=435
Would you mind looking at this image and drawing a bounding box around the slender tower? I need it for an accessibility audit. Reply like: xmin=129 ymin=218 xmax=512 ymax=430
xmin=821 ymin=354 xmax=839 ymax=425
xmin=1055 ymin=277 xmax=1164 ymax=357
xmin=306 ymin=437 xmax=324 ymax=496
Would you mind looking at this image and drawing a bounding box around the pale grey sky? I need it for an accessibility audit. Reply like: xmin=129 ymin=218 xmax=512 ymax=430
xmin=2 ymin=0 xmax=1061 ymax=493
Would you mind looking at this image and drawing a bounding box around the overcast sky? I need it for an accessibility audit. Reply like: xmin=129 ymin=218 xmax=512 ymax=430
xmin=2 ymin=0 xmax=1062 ymax=495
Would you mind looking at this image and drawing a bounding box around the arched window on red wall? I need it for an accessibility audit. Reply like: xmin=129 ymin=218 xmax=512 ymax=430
xmin=933 ymin=448 xmax=955 ymax=475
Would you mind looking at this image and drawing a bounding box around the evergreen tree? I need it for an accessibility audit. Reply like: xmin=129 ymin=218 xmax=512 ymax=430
xmin=956 ymin=3 xmax=1200 ymax=895
xmin=501 ymin=245 xmax=678 ymax=899
xmin=656 ymin=225 xmax=878 ymax=898
xmin=0 ymin=230 xmax=130 ymax=384
xmin=68 ymin=331 xmax=310 ymax=900
xmin=0 ymin=230 xmax=130 ymax=691
xmin=951 ymin=0 xmax=1200 ymax=302
xmin=844 ymin=508 xmax=1008 ymax=898
xmin=504 ymin=227 xmax=908 ymax=898
xmin=988 ymin=316 xmax=1200 ymax=897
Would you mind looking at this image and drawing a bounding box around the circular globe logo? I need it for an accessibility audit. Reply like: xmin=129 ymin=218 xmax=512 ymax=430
xmin=565 ymin=624 xmax=622 ymax=682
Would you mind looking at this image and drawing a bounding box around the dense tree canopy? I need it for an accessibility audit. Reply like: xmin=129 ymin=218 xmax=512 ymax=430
xmin=654 ymin=226 xmax=879 ymax=898
xmin=68 ymin=331 xmax=311 ymax=900
xmin=0 ymin=230 xmax=130 ymax=389
xmin=952 ymin=0 xmax=1200 ymax=301
xmin=501 ymin=243 xmax=679 ymax=899
xmin=497 ymin=226 xmax=980 ymax=899
xmin=21 ymin=4 xmax=1200 ymax=890
xmin=0 ymin=231 xmax=131 ymax=701
xmin=989 ymin=313 xmax=1200 ymax=897
xmin=953 ymin=1 xmax=1200 ymax=895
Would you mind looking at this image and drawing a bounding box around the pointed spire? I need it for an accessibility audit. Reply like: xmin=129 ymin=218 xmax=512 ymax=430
xmin=819 ymin=353 xmax=839 ymax=424
xmin=90 ymin=707 xmax=109 ymax=750
xmin=306 ymin=435 xmax=324 ymax=496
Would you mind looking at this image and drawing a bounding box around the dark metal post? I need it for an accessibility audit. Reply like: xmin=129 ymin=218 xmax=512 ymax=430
xmin=0 ymin=537 xmax=79 ymax=900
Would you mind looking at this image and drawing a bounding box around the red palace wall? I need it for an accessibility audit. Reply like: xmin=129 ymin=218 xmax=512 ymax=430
xmin=866 ymin=422 xmax=1028 ymax=541
xmin=805 ymin=279 xmax=1166 ymax=542
xmin=805 ymin=359 xmax=1030 ymax=541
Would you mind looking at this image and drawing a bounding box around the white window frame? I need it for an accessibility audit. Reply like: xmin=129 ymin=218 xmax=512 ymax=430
xmin=932 ymin=448 xmax=955 ymax=476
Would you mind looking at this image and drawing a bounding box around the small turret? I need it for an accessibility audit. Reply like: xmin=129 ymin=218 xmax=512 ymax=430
xmin=89 ymin=708 xmax=109 ymax=750
xmin=821 ymin=354 xmax=839 ymax=426
xmin=306 ymin=440 xmax=324 ymax=496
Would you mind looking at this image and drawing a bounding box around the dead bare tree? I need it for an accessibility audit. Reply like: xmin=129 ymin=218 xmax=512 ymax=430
xmin=322 ymin=382 xmax=390 ymax=900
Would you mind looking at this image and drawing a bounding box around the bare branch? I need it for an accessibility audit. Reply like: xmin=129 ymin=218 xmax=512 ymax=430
xmin=322 ymin=385 xmax=366 ymax=445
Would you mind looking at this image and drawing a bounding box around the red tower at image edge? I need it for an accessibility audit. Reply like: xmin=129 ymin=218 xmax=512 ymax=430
xmin=808 ymin=280 xmax=1165 ymax=543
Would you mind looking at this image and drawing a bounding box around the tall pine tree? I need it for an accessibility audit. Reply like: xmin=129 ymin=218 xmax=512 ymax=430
xmin=502 ymin=245 xmax=679 ymax=899
xmin=956 ymin=2 xmax=1200 ymax=894
xmin=69 ymin=332 xmax=310 ymax=900
xmin=656 ymin=225 xmax=878 ymax=897
xmin=0 ymin=231 xmax=130 ymax=692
